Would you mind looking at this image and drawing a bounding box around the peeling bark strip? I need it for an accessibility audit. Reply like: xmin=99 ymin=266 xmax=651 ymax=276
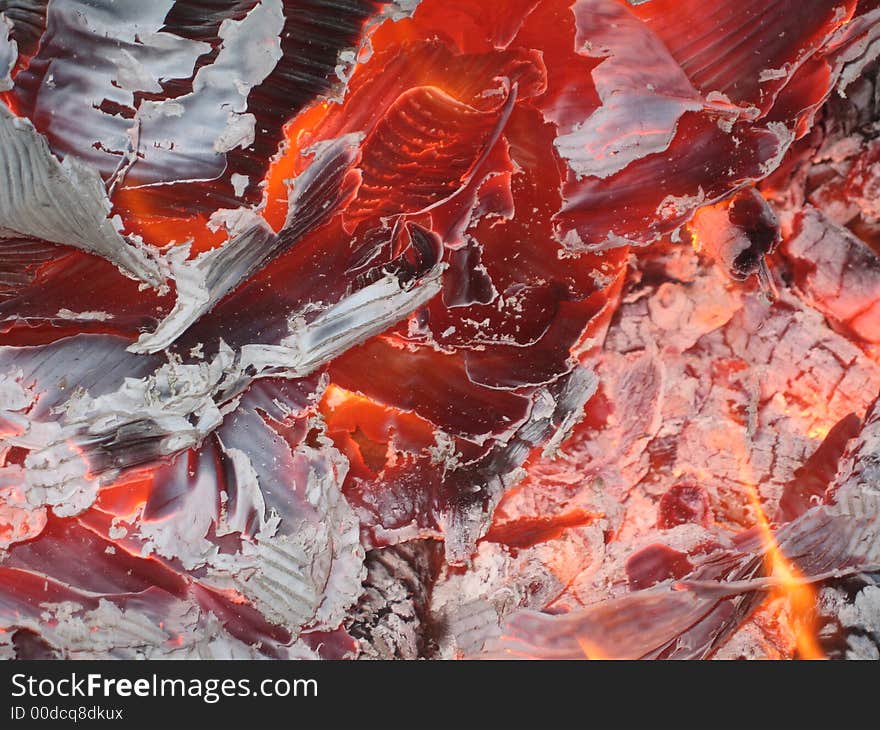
xmin=131 ymin=131 xmax=364 ymax=353
xmin=1 ymin=0 xmax=880 ymax=660
xmin=0 ymin=106 xmax=163 ymax=286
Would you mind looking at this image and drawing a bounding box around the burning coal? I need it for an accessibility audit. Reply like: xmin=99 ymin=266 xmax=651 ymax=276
xmin=1 ymin=0 xmax=880 ymax=660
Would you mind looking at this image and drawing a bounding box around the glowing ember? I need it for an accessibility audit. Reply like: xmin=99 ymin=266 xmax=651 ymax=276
xmin=1 ymin=0 xmax=880 ymax=661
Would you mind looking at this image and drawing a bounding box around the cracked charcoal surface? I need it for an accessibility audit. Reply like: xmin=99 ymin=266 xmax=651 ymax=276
xmin=348 ymin=541 xmax=443 ymax=659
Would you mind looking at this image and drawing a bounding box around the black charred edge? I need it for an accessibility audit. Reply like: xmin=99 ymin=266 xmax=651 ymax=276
xmin=241 ymin=0 xmax=383 ymax=183
xmin=148 ymin=1 xmax=260 ymax=104
xmin=821 ymin=63 xmax=880 ymax=139
xmin=385 ymin=222 xmax=443 ymax=286
xmin=776 ymin=412 xmax=863 ymax=523
xmin=73 ymin=418 xmax=180 ymax=479
xmin=11 ymin=627 xmax=57 ymax=659
xmin=347 ymin=540 xmax=444 ymax=659
xmin=817 ymin=573 xmax=880 ymax=660
xmin=119 ymin=0 xmax=384 ymax=216
xmin=728 ymin=188 xmax=781 ymax=280
xmin=0 ymin=236 xmax=62 ymax=297
xmin=162 ymin=0 xmax=260 ymax=42
xmin=0 ymin=0 xmax=49 ymax=59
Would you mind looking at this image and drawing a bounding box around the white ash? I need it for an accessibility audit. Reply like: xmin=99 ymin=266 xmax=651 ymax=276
xmin=0 ymin=13 xmax=16 ymax=92
xmin=0 ymin=105 xmax=163 ymax=287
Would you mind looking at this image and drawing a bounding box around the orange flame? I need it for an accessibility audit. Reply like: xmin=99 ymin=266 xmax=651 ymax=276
xmin=727 ymin=420 xmax=825 ymax=659
xmin=745 ymin=485 xmax=824 ymax=660
xmin=576 ymin=635 xmax=610 ymax=661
